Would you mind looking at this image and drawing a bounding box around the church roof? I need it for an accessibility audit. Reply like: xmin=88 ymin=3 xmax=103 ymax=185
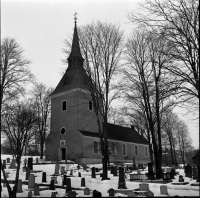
xmin=79 ymin=123 xmax=149 ymax=145
xmin=50 ymin=21 xmax=89 ymax=97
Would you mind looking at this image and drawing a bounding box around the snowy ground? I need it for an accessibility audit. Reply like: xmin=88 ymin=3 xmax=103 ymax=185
xmin=1 ymin=155 xmax=200 ymax=197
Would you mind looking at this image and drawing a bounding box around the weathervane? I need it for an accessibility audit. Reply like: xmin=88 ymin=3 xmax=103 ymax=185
xmin=74 ymin=12 xmax=77 ymax=24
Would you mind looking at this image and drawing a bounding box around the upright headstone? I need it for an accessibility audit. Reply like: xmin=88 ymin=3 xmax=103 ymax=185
xmin=132 ymin=156 xmax=137 ymax=170
xmin=147 ymin=190 xmax=154 ymax=197
xmin=111 ymin=166 xmax=114 ymax=174
xmin=42 ymin=172 xmax=47 ymax=182
xmin=54 ymin=162 xmax=60 ymax=175
xmin=118 ymin=167 xmax=126 ymax=189
xmin=81 ymin=178 xmax=85 ymax=187
xmin=108 ymin=188 xmax=114 ymax=197
xmin=25 ymin=167 xmax=30 ymax=180
xmin=34 ymin=183 xmax=40 ymax=196
xmin=160 ymin=185 xmax=168 ymax=195
xmin=139 ymin=183 xmax=149 ymax=191
xmin=171 ymin=168 xmax=176 ymax=179
xmin=93 ymin=190 xmax=102 ymax=197
xmin=179 ymin=175 xmax=184 ymax=182
xmin=60 ymin=166 xmax=65 ymax=175
xmin=24 ymin=158 xmax=27 ymax=167
xmin=51 ymin=192 xmax=57 ymax=197
xmin=92 ymin=167 xmax=96 ymax=178
xmin=28 ymin=174 xmax=35 ymax=189
xmin=50 ymin=180 xmax=55 ymax=190
xmin=113 ymin=166 xmax=118 ymax=176
xmin=63 ymin=174 xmax=67 ymax=186
xmin=3 ymin=160 xmax=6 ymax=169
xmin=185 ymin=164 xmax=192 ymax=178
xmin=6 ymin=158 xmax=10 ymax=164
xmin=148 ymin=163 xmax=154 ymax=180
xmin=28 ymin=158 xmax=33 ymax=171
xmin=51 ymin=176 xmax=58 ymax=184
xmin=78 ymin=172 xmax=81 ymax=177
xmin=27 ymin=190 xmax=32 ymax=197
xmin=36 ymin=158 xmax=39 ymax=165
xmin=66 ymin=178 xmax=72 ymax=192
xmin=84 ymin=187 xmax=90 ymax=195
xmin=70 ymin=169 xmax=73 ymax=176
xmin=17 ymin=179 xmax=23 ymax=193
xmin=192 ymin=167 xmax=198 ymax=180
xmin=68 ymin=191 xmax=76 ymax=197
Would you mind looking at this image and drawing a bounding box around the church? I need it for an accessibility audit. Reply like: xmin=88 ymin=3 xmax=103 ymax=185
xmin=45 ymin=19 xmax=150 ymax=165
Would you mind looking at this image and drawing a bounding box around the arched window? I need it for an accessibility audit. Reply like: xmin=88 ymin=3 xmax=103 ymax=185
xmin=62 ymin=101 xmax=67 ymax=111
xmin=60 ymin=128 xmax=66 ymax=135
xmin=89 ymin=100 xmax=93 ymax=111
xmin=93 ymin=140 xmax=100 ymax=154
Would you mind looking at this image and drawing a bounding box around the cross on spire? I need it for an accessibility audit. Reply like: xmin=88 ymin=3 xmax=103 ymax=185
xmin=74 ymin=12 xmax=77 ymax=24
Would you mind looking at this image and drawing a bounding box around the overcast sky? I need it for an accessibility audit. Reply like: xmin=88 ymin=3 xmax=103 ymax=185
xmin=2 ymin=0 xmax=199 ymax=149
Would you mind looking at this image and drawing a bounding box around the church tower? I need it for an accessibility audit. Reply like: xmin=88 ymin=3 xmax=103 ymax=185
xmin=45 ymin=17 xmax=99 ymax=162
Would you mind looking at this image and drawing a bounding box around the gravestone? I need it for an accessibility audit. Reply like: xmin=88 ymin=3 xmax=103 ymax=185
xmin=63 ymin=174 xmax=67 ymax=186
xmin=84 ymin=187 xmax=90 ymax=195
xmin=51 ymin=176 xmax=58 ymax=184
xmin=34 ymin=183 xmax=40 ymax=196
xmin=24 ymin=158 xmax=27 ymax=167
xmin=51 ymin=192 xmax=57 ymax=197
xmin=171 ymin=168 xmax=176 ymax=179
xmin=127 ymin=191 xmax=135 ymax=197
xmin=118 ymin=167 xmax=126 ymax=189
xmin=108 ymin=188 xmax=114 ymax=197
xmin=113 ymin=166 xmax=118 ymax=176
xmin=160 ymin=185 xmax=168 ymax=195
xmin=66 ymin=178 xmax=72 ymax=192
xmin=197 ymin=165 xmax=200 ymax=182
xmin=179 ymin=175 xmax=184 ymax=182
xmin=185 ymin=164 xmax=192 ymax=178
xmin=28 ymin=174 xmax=35 ymax=189
xmin=148 ymin=163 xmax=154 ymax=180
xmin=28 ymin=158 xmax=33 ymax=171
xmin=92 ymin=167 xmax=96 ymax=178
xmin=139 ymin=183 xmax=149 ymax=191
xmin=192 ymin=167 xmax=198 ymax=179
xmin=6 ymin=158 xmax=10 ymax=164
xmin=17 ymin=179 xmax=23 ymax=193
xmin=111 ymin=166 xmax=114 ymax=174
xmin=27 ymin=190 xmax=33 ymax=197
xmin=54 ymin=162 xmax=60 ymax=175
xmin=68 ymin=191 xmax=76 ymax=197
xmin=138 ymin=164 xmax=144 ymax=170
xmin=132 ymin=156 xmax=137 ymax=170
xmin=3 ymin=160 xmax=6 ymax=169
xmin=9 ymin=159 xmax=17 ymax=169
xmin=93 ymin=189 xmax=102 ymax=197
xmin=42 ymin=172 xmax=47 ymax=182
xmin=81 ymin=178 xmax=85 ymax=187
xmin=60 ymin=166 xmax=65 ymax=175
xmin=70 ymin=169 xmax=73 ymax=176
xmin=25 ymin=167 xmax=30 ymax=180
xmin=50 ymin=180 xmax=55 ymax=190
xmin=36 ymin=158 xmax=39 ymax=165
xmin=78 ymin=172 xmax=81 ymax=177
xmin=147 ymin=190 xmax=154 ymax=197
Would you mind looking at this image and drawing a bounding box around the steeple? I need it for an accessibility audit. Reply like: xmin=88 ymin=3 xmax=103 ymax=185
xmin=67 ymin=12 xmax=84 ymax=67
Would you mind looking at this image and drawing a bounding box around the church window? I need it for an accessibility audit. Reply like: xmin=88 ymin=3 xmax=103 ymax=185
xmin=122 ymin=143 xmax=127 ymax=156
xmin=93 ymin=140 xmax=100 ymax=154
xmin=135 ymin=145 xmax=139 ymax=156
xmin=60 ymin=128 xmax=66 ymax=135
xmin=62 ymin=101 xmax=67 ymax=111
xmin=110 ymin=142 xmax=116 ymax=155
xmin=145 ymin=146 xmax=148 ymax=157
xmin=89 ymin=100 xmax=93 ymax=111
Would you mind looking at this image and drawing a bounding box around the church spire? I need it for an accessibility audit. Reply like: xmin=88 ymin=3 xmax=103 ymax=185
xmin=67 ymin=12 xmax=84 ymax=63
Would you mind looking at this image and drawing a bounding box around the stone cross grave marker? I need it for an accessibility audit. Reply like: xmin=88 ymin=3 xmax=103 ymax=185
xmin=17 ymin=179 xmax=23 ymax=193
xmin=84 ymin=187 xmax=90 ymax=195
xmin=160 ymin=185 xmax=168 ymax=195
xmin=34 ymin=183 xmax=40 ymax=196
xmin=28 ymin=174 xmax=35 ymax=189
xmin=28 ymin=158 xmax=33 ymax=171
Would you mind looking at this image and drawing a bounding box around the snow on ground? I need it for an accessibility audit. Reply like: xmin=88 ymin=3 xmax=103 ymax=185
xmin=1 ymin=155 xmax=200 ymax=197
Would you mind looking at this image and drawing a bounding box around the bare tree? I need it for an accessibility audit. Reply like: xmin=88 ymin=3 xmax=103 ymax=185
xmin=31 ymin=82 xmax=53 ymax=159
xmin=1 ymin=100 xmax=37 ymax=197
xmin=127 ymin=0 xmax=199 ymax=111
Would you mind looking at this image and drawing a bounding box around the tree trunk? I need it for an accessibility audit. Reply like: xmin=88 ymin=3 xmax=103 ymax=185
xmin=40 ymin=137 xmax=44 ymax=159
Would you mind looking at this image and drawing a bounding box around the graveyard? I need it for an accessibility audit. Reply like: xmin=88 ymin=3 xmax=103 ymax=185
xmin=1 ymin=154 xmax=200 ymax=197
